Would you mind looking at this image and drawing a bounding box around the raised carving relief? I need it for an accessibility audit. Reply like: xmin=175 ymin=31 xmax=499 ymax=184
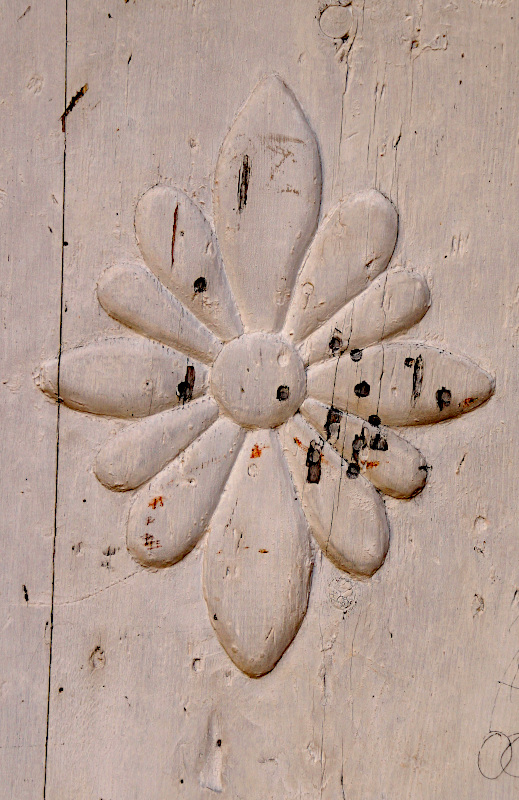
xmin=37 ymin=75 xmax=494 ymax=677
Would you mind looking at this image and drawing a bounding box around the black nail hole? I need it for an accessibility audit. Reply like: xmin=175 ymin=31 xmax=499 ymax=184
xmin=350 ymin=349 xmax=363 ymax=362
xmin=368 ymin=414 xmax=381 ymax=427
xmin=193 ymin=276 xmax=207 ymax=293
xmin=277 ymin=385 xmax=290 ymax=401
xmin=216 ymin=739 xmax=222 ymax=747
xmin=354 ymin=381 xmax=370 ymax=398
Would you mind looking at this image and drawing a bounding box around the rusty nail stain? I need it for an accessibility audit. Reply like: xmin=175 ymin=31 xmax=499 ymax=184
xmin=148 ymin=496 xmax=164 ymax=509
xmin=250 ymin=444 xmax=262 ymax=459
xmin=143 ymin=532 xmax=161 ymax=549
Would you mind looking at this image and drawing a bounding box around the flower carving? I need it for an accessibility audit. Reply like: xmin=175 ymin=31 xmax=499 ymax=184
xmin=38 ymin=76 xmax=494 ymax=678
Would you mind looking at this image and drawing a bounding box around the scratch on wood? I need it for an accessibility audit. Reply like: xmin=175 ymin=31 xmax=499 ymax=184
xmin=61 ymin=84 xmax=89 ymax=132
xmin=237 ymin=154 xmax=251 ymax=212
xmin=171 ymin=203 xmax=179 ymax=266
xmin=412 ymin=354 xmax=424 ymax=404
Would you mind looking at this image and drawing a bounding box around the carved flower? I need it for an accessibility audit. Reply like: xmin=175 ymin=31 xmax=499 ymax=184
xmin=38 ymin=76 xmax=494 ymax=677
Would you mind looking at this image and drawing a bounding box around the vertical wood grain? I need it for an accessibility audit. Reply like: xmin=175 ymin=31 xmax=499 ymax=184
xmin=0 ymin=1 xmax=65 ymax=797
xmin=40 ymin=1 xmax=519 ymax=798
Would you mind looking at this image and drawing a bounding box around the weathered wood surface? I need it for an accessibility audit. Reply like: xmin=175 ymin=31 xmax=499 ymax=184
xmin=2 ymin=0 xmax=519 ymax=798
xmin=0 ymin=2 xmax=64 ymax=797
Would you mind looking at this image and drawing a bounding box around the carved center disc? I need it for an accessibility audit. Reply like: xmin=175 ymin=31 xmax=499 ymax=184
xmin=210 ymin=333 xmax=306 ymax=429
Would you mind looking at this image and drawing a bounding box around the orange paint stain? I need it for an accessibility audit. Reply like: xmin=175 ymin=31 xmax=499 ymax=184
xmin=250 ymin=444 xmax=263 ymax=458
xmin=366 ymin=461 xmax=380 ymax=469
xmin=148 ymin=496 xmax=164 ymax=509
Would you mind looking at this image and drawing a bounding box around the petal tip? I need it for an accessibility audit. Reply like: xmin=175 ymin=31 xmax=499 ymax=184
xmin=36 ymin=358 xmax=58 ymax=399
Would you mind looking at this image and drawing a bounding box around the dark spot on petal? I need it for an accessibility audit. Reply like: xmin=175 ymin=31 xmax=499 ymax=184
xmin=237 ymin=154 xmax=251 ymax=213
xmin=370 ymin=433 xmax=388 ymax=451
xmin=354 ymin=381 xmax=370 ymax=398
xmin=193 ymin=276 xmax=207 ymax=293
xmin=324 ymin=406 xmax=342 ymax=440
xmin=306 ymin=439 xmax=322 ymax=484
xmin=346 ymin=463 xmax=360 ymax=479
xmin=177 ymin=365 xmax=195 ymax=404
xmin=352 ymin=434 xmax=365 ymax=452
xmin=368 ymin=414 xmax=381 ymax=427
xmin=329 ymin=332 xmax=342 ymax=355
xmin=412 ymin=354 xmax=424 ymax=404
xmin=436 ymin=387 xmax=452 ymax=411
xmin=276 ymin=385 xmax=290 ymax=401
xmin=404 ymin=357 xmax=414 ymax=367
xmin=350 ymin=349 xmax=363 ymax=362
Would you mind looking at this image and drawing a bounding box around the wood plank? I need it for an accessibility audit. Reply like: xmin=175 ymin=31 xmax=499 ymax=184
xmin=0 ymin=1 xmax=64 ymax=796
xmin=43 ymin=1 xmax=518 ymax=798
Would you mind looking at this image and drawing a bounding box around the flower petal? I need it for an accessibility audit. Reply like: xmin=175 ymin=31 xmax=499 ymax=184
xmin=38 ymin=338 xmax=208 ymax=418
xmin=307 ymin=343 xmax=495 ymax=426
xmin=135 ymin=186 xmax=242 ymax=342
xmin=299 ymin=268 xmax=430 ymax=367
xmin=95 ymin=396 xmax=219 ymax=491
xmin=213 ymin=75 xmax=321 ymax=333
xmin=127 ymin=417 xmax=244 ymax=568
xmin=300 ymin=398 xmax=427 ymax=498
xmin=97 ymin=264 xmax=222 ymax=365
xmin=203 ymin=429 xmax=313 ymax=677
xmin=279 ymin=414 xmax=389 ymax=577
xmin=283 ymin=190 xmax=398 ymax=343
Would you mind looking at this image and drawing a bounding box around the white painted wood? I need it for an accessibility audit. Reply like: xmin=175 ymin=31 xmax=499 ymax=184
xmin=97 ymin=263 xmax=223 ymax=365
xmin=284 ymin=189 xmax=398 ymax=343
xmin=5 ymin=0 xmax=518 ymax=798
xmin=39 ymin=337 xmax=209 ymax=417
xmin=95 ymin=396 xmax=219 ymax=491
xmin=135 ymin=186 xmax=243 ymax=342
xmin=203 ymin=428 xmax=313 ymax=677
xmin=127 ymin=416 xmax=244 ymax=568
xmin=0 ymin=2 xmax=64 ymax=797
xmin=307 ymin=342 xmax=494 ymax=426
xmin=213 ymin=75 xmax=322 ymax=333
xmin=280 ymin=414 xmax=390 ymax=577
xmin=298 ymin=267 xmax=431 ymax=366
xmin=301 ymin=397 xmax=427 ymax=498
